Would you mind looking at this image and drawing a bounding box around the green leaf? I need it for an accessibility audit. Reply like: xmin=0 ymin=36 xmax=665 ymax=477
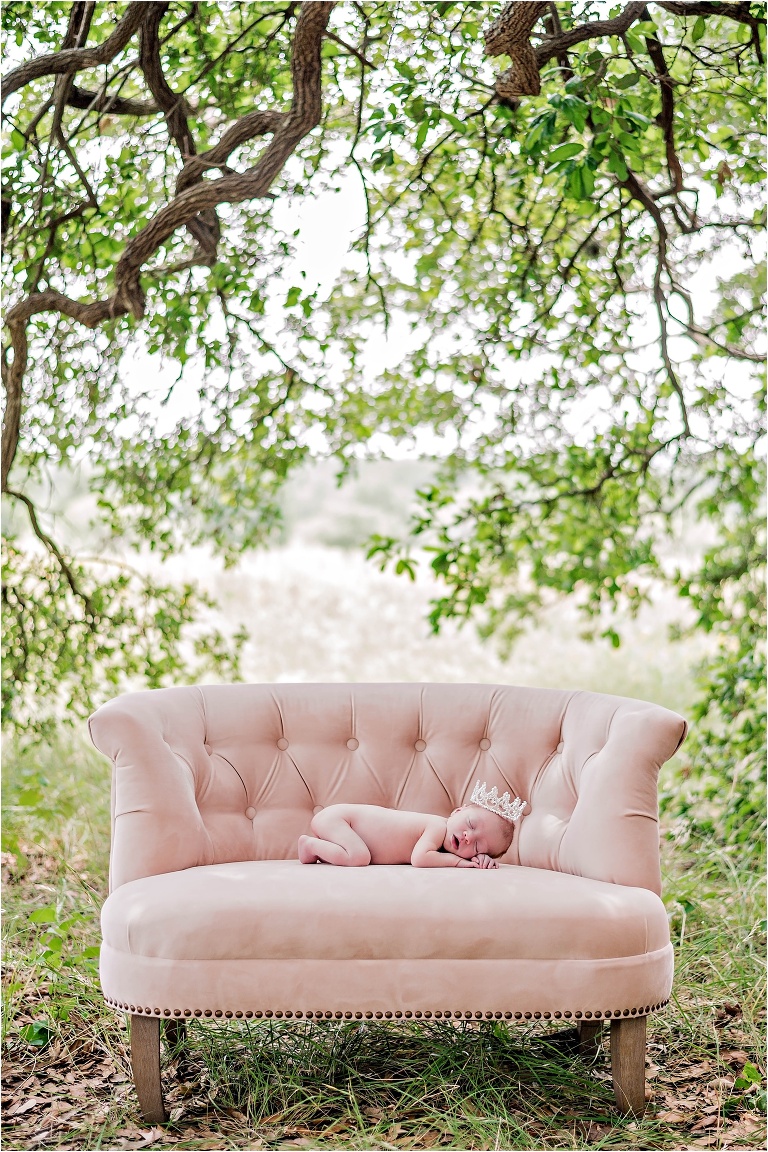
xmin=734 ymin=1062 xmax=762 ymax=1090
xmin=285 ymin=286 xmax=301 ymax=308
xmin=20 ymin=1021 xmax=53 ymax=1048
xmin=566 ymin=167 xmax=585 ymax=199
xmin=692 ymin=16 xmax=706 ymax=42
xmin=615 ymin=72 xmax=640 ymax=89
xmin=395 ymin=558 xmax=417 ymax=581
xmin=547 ymin=142 xmax=583 ymax=164
xmin=607 ymin=150 xmax=629 ymax=181
xmin=571 ymin=163 xmax=594 ymax=199
xmin=29 ymin=906 xmax=57 ymax=923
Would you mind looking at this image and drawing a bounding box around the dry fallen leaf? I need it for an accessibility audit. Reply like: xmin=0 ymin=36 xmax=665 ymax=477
xmin=580 ymin=1121 xmax=614 ymax=1141
xmin=690 ymin=1113 xmax=722 ymax=1131
xmin=4 ymin=1096 xmax=48 ymax=1117
xmin=709 ymin=1075 xmax=735 ymax=1091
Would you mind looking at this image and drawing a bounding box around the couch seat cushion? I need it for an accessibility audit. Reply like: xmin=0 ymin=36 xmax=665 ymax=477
xmin=102 ymin=860 xmax=669 ymax=962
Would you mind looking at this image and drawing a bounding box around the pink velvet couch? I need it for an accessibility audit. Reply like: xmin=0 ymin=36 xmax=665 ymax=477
xmin=89 ymin=682 xmax=687 ymax=1122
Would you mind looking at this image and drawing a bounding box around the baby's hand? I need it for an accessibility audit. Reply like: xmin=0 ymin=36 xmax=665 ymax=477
xmin=472 ymin=853 xmax=498 ymax=869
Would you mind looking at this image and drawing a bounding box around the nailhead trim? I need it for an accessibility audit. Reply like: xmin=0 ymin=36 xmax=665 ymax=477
xmin=104 ymin=995 xmax=669 ymax=1020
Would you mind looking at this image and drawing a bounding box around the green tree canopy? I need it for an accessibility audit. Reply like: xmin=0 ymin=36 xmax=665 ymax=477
xmin=1 ymin=1 xmax=765 ymax=752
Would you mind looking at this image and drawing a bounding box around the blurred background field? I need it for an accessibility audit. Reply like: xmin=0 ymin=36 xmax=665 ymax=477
xmin=3 ymin=456 xmax=715 ymax=714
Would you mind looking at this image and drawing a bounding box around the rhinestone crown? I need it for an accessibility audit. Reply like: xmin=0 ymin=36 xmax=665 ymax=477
xmin=470 ymin=780 xmax=527 ymax=824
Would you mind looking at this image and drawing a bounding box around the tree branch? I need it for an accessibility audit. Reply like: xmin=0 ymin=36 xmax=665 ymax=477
xmin=139 ymin=2 xmax=195 ymax=156
xmin=139 ymin=1 xmax=219 ymax=259
xmin=642 ymin=12 xmax=684 ymax=195
xmin=657 ymin=1 xmax=761 ymax=21
xmin=535 ymin=2 xmax=647 ymax=67
xmin=65 ymin=83 xmax=157 ymax=116
xmin=658 ymin=1 xmax=766 ymax=63
xmin=324 ymin=28 xmax=376 ymax=68
xmin=175 ymin=111 xmax=285 ymax=194
xmin=115 ymin=1 xmax=335 ymax=318
xmin=4 ymin=489 xmax=97 ymax=620
xmin=1 ymin=2 xmax=336 ymax=489
xmin=2 ymin=290 xmax=126 ymax=490
xmin=2 ymin=2 xmax=150 ymax=102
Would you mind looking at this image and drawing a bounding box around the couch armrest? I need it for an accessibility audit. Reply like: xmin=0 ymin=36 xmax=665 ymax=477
xmin=89 ymin=688 xmax=213 ymax=891
xmin=518 ymin=695 xmax=687 ymax=895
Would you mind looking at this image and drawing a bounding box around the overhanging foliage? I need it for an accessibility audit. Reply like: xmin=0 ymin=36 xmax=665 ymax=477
xmin=1 ymin=2 xmax=765 ymax=761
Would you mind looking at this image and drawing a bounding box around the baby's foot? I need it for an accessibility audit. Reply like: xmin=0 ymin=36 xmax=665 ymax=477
xmin=298 ymin=835 xmax=320 ymax=864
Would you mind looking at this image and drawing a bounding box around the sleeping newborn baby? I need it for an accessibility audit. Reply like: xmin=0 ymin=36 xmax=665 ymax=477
xmin=298 ymin=781 xmax=526 ymax=870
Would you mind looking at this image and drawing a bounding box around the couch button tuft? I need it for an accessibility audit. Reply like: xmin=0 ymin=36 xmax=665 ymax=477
xmin=479 ymin=738 xmax=491 ymax=750
xmin=414 ymin=739 xmax=426 ymax=752
xmin=277 ymin=738 xmax=289 ymax=750
xmin=346 ymin=738 xmax=359 ymax=750
xmin=245 ymin=807 xmax=256 ymax=820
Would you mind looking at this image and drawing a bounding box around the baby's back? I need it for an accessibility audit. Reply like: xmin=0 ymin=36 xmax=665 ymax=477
xmin=326 ymin=804 xmax=442 ymax=865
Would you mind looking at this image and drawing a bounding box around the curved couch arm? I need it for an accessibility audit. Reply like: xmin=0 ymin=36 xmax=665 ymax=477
xmin=89 ymin=688 xmax=213 ymax=891
xmin=518 ymin=695 xmax=687 ymax=895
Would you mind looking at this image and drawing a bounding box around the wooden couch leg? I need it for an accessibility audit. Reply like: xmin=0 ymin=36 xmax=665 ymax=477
xmin=610 ymin=1016 xmax=647 ymax=1115
xmin=130 ymin=1015 xmax=167 ymax=1124
xmin=577 ymin=1020 xmax=602 ymax=1058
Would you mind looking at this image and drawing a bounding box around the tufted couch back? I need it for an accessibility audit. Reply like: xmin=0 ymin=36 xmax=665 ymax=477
xmin=88 ymin=683 xmax=687 ymax=896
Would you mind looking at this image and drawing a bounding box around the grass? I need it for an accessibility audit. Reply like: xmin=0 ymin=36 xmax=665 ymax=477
xmin=2 ymin=729 xmax=765 ymax=1151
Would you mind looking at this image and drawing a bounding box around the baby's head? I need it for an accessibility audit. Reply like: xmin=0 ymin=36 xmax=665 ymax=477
xmin=444 ymin=803 xmax=515 ymax=861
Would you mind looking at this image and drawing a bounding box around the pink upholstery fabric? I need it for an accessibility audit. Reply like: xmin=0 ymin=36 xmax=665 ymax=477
xmin=101 ymin=952 xmax=674 ymax=1020
xmin=102 ymin=862 xmax=670 ymax=961
xmin=90 ymin=683 xmax=686 ymax=1019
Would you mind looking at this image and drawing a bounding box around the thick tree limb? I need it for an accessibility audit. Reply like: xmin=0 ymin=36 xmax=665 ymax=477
xmin=115 ymin=1 xmax=335 ymax=318
xmin=1 ymin=2 xmax=335 ymax=490
xmin=485 ymin=3 xmax=549 ymax=98
xmin=658 ymin=0 xmax=766 ymax=62
xmin=484 ymin=1 xmax=649 ymax=102
xmin=2 ymin=289 xmax=123 ymax=490
xmin=535 ymin=2 xmax=647 ymax=67
xmin=62 ymin=3 xmax=96 ymax=52
xmin=486 ymin=0 xmax=766 ymax=99
xmin=139 ymin=2 xmax=219 ymax=260
xmin=1 ymin=324 xmax=26 ymax=492
xmin=658 ymin=1 xmax=758 ymax=19
xmin=642 ymin=14 xmax=684 ymax=195
xmin=139 ymin=3 xmax=194 ymax=156
xmin=1 ymin=2 xmax=150 ymax=102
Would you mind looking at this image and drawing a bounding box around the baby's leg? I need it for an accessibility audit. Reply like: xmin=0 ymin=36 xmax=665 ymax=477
xmin=298 ymin=809 xmax=371 ymax=866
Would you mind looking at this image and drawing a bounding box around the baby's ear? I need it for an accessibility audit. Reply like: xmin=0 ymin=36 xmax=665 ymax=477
xmin=450 ymin=806 xmax=462 ymax=815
